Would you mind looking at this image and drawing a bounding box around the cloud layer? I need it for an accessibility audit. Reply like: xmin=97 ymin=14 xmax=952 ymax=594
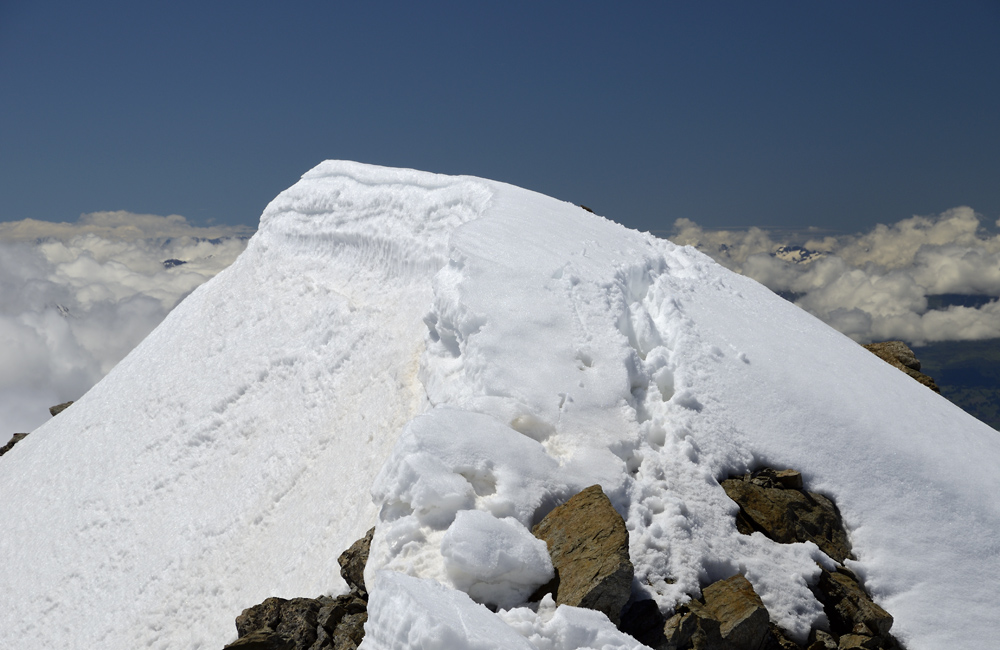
xmin=670 ymin=207 xmax=1000 ymax=345
xmin=1 ymin=212 xmax=251 ymax=433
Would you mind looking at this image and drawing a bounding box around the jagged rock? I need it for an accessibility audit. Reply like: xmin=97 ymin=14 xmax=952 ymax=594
xmin=660 ymin=574 xmax=770 ymax=650
xmin=765 ymin=623 xmax=804 ymax=649
xmin=337 ymin=527 xmax=373 ymax=596
xmin=0 ymin=433 xmax=28 ymax=457
xmin=836 ymin=633 xmax=881 ymax=649
xmin=806 ymin=629 xmax=838 ymax=650
xmin=229 ymin=528 xmax=374 ymax=650
xmin=531 ymin=484 xmax=633 ymax=624
xmin=49 ymin=401 xmax=73 ymax=416
xmin=813 ymin=568 xmax=892 ymax=640
xmin=224 ymin=628 xmax=294 ymax=650
xmin=863 ymin=341 xmax=940 ymax=393
xmin=721 ymin=471 xmax=852 ymax=563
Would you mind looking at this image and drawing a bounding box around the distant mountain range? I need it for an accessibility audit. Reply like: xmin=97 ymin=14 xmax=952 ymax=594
xmin=909 ymin=338 xmax=1000 ymax=431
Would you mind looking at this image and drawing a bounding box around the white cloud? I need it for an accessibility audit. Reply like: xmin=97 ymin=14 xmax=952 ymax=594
xmin=669 ymin=207 xmax=1000 ymax=345
xmin=1 ymin=212 xmax=251 ymax=434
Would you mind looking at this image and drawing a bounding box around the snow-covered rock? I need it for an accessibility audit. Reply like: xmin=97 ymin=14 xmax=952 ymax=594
xmin=1 ymin=161 xmax=998 ymax=650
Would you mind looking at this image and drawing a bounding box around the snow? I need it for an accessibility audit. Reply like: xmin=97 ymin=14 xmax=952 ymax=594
xmin=1 ymin=161 xmax=999 ymax=650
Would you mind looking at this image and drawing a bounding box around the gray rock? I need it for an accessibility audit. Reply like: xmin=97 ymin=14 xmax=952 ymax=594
xmin=337 ymin=528 xmax=373 ymax=596
xmin=224 ymin=628 xmax=294 ymax=650
xmin=531 ymin=484 xmax=633 ymax=624
xmin=49 ymin=401 xmax=74 ymax=416
xmin=0 ymin=433 xmax=28 ymax=457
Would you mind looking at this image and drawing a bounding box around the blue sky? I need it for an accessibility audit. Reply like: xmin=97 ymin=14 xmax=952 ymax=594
xmin=1 ymin=1 xmax=997 ymax=234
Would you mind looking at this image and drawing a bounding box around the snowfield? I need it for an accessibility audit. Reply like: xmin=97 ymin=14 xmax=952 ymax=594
xmin=1 ymin=162 xmax=998 ymax=650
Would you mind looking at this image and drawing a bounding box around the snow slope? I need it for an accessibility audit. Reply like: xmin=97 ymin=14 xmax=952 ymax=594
xmin=1 ymin=162 xmax=998 ymax=650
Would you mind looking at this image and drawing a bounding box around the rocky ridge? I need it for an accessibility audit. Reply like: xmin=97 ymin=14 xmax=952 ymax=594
xmin=227 ymin=475 xmax=902 ymax=650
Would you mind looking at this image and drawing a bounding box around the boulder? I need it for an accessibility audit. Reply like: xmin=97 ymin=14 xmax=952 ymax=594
xmin=531 ymin=484 xmax=633 ymax=624
xmin=0 ymin=433 xmax=28 ymax=457
xmin=49 ymin=401 xmax=74 ymax=416
xmin=721 ymin=471 xmax=852 ymax=563
xmin=337 ymin=527 xmax=373 ymax=596
xmin=224 ymin=628 xmax=295 ymax=650
xmin=813 ymin=568 xmax=892 ymax=639
xmin=862 ymin=341 xmax=940 ymax=393
xmin=660 ymin=574 xmax=771 ymax=650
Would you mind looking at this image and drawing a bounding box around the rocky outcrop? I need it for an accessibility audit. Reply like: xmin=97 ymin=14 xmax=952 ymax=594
xmin=225 ymin=528 xmax=373 ymax=650
xmin=720 ymin=468 xmax=852 ymax=563
xmin=0 ymin=433 xmax=28 ymax=457
xmin=663 ymin=574 xmax=771 ymax=650
xmin=530 ymin=484 xmax=634 ymax=624
xmin=718 ymin=467 xmax=904 ymax=650
xmin=863 ymin=341 xmax=939 ymax=393
xmin=49 ymin=401 xmax=74 ymax=416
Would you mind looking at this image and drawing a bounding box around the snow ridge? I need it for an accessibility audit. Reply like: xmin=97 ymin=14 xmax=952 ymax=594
xmin=1 ymin=162 xmax=998 ymax=650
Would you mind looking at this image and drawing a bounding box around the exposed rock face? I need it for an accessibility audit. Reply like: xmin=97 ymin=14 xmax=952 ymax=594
xmin=863 ymin=341 xmax=940 ymax=393
xmin=814 ymin=567 xmax=893 ymax=641
xmin=48 ymin=401 xmax=74 ymax=416
xmin=531 ymin=484 xmax=634 ymax=624
xmin=721 ymin=468 xmax=852 ymax=563
xmin=0 ymin=433 xmax=28 ymax=457
xmin=659 ymin=574 xmax=770 ymax=650
xmin=225 ymin=528 xmax=373 ymax=650
xmin=337 ymin=527 xmax=373 ymax=597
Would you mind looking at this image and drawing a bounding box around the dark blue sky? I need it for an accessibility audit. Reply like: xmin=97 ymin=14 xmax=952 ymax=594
xmin=1 ymin=1 xmax=997 ymax=234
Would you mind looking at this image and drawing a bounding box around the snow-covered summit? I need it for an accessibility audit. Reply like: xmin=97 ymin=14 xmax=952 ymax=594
xmin=1 ymin=162 xmax=998 ymax=650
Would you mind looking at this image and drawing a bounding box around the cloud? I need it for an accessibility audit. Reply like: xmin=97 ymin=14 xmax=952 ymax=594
xmin=0 ymin=212 xmax=251 ymax=434
xmin=669 ymin=207 xmax=1000 ymax=345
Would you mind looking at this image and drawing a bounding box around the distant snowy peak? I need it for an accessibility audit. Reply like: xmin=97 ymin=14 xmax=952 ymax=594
xmin=771 ymin=244 xmax=825 ymax=264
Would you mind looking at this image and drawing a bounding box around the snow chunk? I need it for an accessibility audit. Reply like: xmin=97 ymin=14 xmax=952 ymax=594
xmin=441 ymin=510 xmax=554 ymax=609
xmin=498 ymin=595 xmax=652 ymax=650
xmin=363 ymin=571 xmax=534 ymax=650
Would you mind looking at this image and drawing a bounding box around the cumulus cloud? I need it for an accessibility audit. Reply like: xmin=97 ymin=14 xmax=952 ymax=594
xmin=1 ymin=212 xmax=251 ymax=434
xmin=669 ymin=207 xmax=1000 ymax=345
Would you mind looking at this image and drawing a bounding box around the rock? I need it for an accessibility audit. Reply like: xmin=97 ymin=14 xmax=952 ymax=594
xmin=764 ymin=623 xmax=804 ymax=649
xmin=863 ymin=341 xmax=940 ymax=393
xmin=0 ymin=433 xmax=28 ymax=457
xmin=229 ymin=528 xmax=375 ymax=649
xmin=659 ymin=574 xmax=770 ymax=650
xmin=224 ymin=629 xmax=294 ymax=650
xmin=813 ymin=568 xmax=892 ymax=639
xmin=701 ymin=574 xmax=771 ymax=649
xmin=836 ymin=633 xmax=881 ymax=649
xmin=49 ymin=401 xmax=73 ymax=416
xmin=337 ymin=527 xmax=373 ymax=596
xmin=806 ymin=629 xmax=838 ymax=650
xmin=531 ymin=484 xmax=633 ymax=624
xmin=721 ymin=472 xmax=852 ymax=563
xmin=620 ymin=599 xmax=667 ymax=648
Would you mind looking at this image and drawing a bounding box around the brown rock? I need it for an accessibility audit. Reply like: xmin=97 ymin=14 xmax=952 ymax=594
xmin=0 ymin=433 xmax=28 ymax=457
xmin=701 ymin=574 xmax=770 ymax=649
xmin=532 ymin=484 xmax=633 ymax=624
xmin=814 ymin=568 xmax=892 ymax=639
xmin=837 ymin=633 xmax=881 ymax=649
xmin=806 ymin=629 xmax=838 ymax=650
xmin=764 ymin=623 xmax=804 ymax=649
xmin=659 ymin=575 xmax=770 ymax=650
xmin=863 ymin=341 xmax=940 ymax=393
xmin=721 ymin=475 xmax=852 ymax=563
xmin=236 ymin=597 xmax=287 ymax=638
xmin=338 ymin=528 xmax=374 ymax=596
xmin=49 ymin=401 xmax=74 ymax=416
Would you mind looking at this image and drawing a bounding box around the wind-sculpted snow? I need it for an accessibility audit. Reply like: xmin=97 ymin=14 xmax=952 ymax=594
xmin=1 ymin=162 xmax=998 ymax=650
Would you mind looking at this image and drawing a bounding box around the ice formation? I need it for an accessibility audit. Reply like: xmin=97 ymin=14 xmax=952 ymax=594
xmin=1 ymin=162 xmax=998 ymax=650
